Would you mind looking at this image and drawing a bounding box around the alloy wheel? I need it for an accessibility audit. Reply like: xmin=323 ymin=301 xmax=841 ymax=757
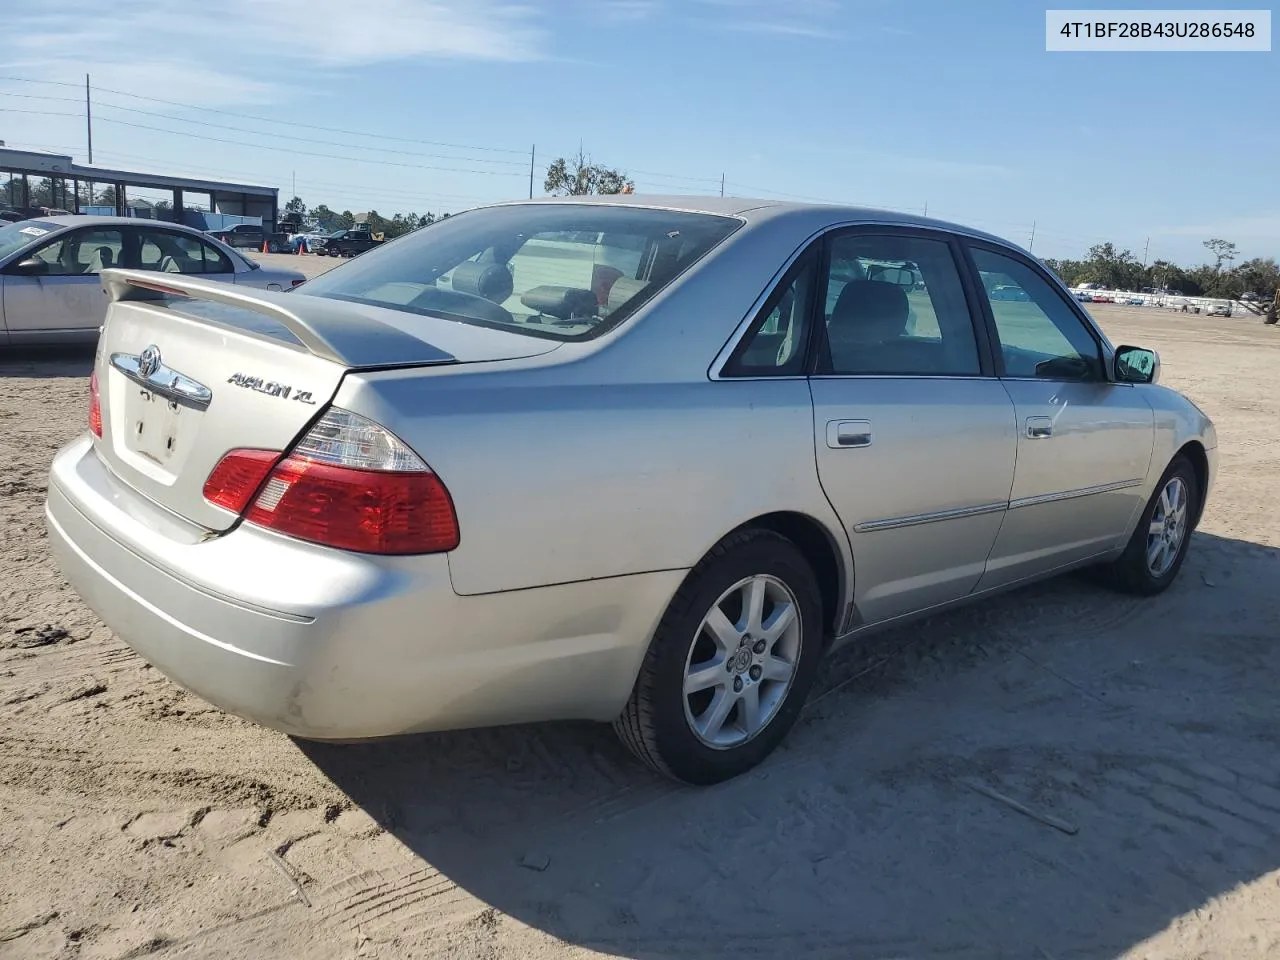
xmin=682 ymin=574 xmax=802 ymax=749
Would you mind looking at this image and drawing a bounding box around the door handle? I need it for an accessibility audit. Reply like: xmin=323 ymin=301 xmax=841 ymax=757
xmin=826 ymin=419 xmax=872 ymax=449
xmin=1025 ymin=416 xmax=1053 ymax=439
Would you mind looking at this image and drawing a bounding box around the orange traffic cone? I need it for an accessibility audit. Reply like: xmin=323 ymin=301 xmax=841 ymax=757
xmin=261 ymin=240 xmax=269 ymax=254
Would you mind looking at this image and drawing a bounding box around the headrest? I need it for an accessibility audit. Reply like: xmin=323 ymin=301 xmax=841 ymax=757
xmin=450 ymin=261 xmax=514 ymax=304
xmin=520 ymin=285 xmax=599 ymax=320
xmin=591 ymin=264 xmax=624 ymax=305
xmin=607 ymin=277 xmax=649 ymax=313
xmin=830 ymin=279 xmax=909 ymax=335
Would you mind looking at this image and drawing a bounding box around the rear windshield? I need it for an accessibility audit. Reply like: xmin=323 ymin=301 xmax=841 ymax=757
xmin=0 ymin=220 xmax=57 ymax=261
xmin=297 ymin=204 xmax=740 ymax=340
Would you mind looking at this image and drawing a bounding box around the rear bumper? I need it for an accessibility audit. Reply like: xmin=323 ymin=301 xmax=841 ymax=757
xmin=46 ymin=435 xmax=681 ymax=739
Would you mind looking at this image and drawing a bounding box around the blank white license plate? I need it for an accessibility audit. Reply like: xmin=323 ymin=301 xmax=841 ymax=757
xmin=126 ymin=388 xmax=184 ymax=464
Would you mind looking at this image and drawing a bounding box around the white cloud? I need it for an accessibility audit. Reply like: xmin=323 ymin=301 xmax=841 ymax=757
xmin=688 ymin=0 xmax=844 ymax=38
xmin=2 ymin=0 xmax=548 ymax=108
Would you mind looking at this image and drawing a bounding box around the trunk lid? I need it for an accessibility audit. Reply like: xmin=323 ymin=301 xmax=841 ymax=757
xmin=92 ymin=270 xmax=556 ymax=531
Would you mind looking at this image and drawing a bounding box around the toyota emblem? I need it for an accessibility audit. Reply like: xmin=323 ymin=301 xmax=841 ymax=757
xmin=137 ymin=344 xmax=161 ymax=379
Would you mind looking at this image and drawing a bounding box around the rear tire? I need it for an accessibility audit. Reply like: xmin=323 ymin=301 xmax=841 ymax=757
xmin=1101 ymin=455 xmax=1198 ymax=595
xmin=614 ymin=529 xmax=824 ymax=785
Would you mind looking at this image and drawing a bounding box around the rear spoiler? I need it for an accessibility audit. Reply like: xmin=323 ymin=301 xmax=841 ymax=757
xmin=99 ymin=268 xmax=456 ymax=368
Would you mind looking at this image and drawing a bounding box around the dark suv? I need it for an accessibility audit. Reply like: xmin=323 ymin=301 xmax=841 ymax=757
xmin=207 ymin=223 xmax=266 ymax=249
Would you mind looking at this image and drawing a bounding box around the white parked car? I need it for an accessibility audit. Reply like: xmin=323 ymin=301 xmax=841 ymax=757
xmin=0 ymin=216 xmax=306 ymax=346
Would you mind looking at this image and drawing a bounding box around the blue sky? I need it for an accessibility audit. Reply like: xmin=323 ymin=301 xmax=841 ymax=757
xmin=0 ymin=0 xmax=1275 ymax=264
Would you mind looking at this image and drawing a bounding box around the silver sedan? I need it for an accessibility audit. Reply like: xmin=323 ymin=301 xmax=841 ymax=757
xmin=45 ymin=196 xmax=1216 ymax=784
xmin=0 ymin=215 xmax=305 ymax=346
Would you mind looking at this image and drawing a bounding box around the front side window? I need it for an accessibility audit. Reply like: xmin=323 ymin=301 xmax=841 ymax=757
xmin=971 ymin=247 xmax=1103 ymax=380
xmin=29 ymin=228 xmax=125 ymax=276
xmin=297 ymin=204 xmax=740 ymax=341
xmin=819 ymin=233 xmax=981 ymax=376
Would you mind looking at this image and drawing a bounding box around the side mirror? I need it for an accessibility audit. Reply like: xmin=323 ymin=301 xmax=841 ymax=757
xmin=1115 ymin=345 xmax=1160 ymax=384
xmin=8 ymin=258 xmax=47 ymax=277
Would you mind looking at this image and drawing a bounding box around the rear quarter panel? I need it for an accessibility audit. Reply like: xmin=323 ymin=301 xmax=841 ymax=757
xmin=335 ymin=369 xmax=839 ymax=597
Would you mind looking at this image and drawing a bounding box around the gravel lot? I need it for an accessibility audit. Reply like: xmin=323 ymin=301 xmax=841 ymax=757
xmin=1 ymin=303 xmax=1278 ymax=960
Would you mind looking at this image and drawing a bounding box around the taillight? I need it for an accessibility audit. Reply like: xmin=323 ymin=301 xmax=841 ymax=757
xmin=216 ymin=408 xmax=459 ymax=555
xmin=203 ymin=449 xmax=281 ymax=513
xmin=290 ymin=279 xmax=305 ymax=287
xmin=88 ymin=370 xmax=102 ymax=437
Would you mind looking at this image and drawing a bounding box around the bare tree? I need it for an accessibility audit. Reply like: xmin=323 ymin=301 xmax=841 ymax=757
xmin=544 ymin=148 xmax=634 ymax=196
xmin=1203 ymin=238 xmax=1238 ymax=273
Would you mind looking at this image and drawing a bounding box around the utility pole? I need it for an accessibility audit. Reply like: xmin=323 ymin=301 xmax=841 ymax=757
xmin=1142 ymin=237 xmax=1149 ymax=266
xmin=720 ymin=173 xmax=724 ymax=198
xmin=85 ymin=74 xmax=93 ymax=165
xmin=291 ymin=170 xmax=296 ymax=200
xmin=529 ymin=145 xmax=535 ymax=199
xmin=1028 ymin=221 xmax=1036 ymax=252
xmin=923 ymin=200 xmax=928 ymax=216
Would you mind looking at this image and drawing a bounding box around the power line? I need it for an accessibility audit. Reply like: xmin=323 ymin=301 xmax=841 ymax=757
xmin=90 ymin=116 xmax=529 ymax=178
xmin=0 ymin=90 xmax=528 ymax=168
xmin=0 ymin=74 xmax=532 ymax=155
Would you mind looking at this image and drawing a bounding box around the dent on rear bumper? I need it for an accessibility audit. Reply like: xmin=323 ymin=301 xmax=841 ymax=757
xmin=45 ymin=437 xmax=684 ymax=739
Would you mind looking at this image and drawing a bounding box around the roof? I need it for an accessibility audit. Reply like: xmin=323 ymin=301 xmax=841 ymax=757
xmin=489 ymin=194 xmax=1015 ymax=248
xmin=0 ymin=148 xmax=276 ymax=197
xmin=27 ymin=215 xmax=210 ymax=233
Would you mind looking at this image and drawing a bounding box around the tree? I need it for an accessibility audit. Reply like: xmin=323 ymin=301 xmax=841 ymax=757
xmin=94 ymin=185 xmax=118 ymax=207
xmin=544 ymin=149 xmax=634 ymax=196
xmin=1203 ymin=238 xmax=1238 ymax=274
xmin=309 ymin=204 xmax=342 ymax=231
xmin=1233 ymin=257 xmax=1279 ymax=300
xmin=285 ymin=195 xmax=306 ymax=215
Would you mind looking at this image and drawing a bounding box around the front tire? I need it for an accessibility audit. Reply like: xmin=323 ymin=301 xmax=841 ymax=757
xmin=614 ymin=529 xmax=824 ymax=784
xmin=1102 ymin=455 xmax=1198 ymax=595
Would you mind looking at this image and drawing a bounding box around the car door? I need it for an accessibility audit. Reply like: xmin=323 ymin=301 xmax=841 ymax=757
xmin=0 ymin=226 xmax=125 ymax=339
xmin=725 ymin=228 xmax=1017 ymax=626
xmin=966 ymin=243 xmax=1155 ymax=589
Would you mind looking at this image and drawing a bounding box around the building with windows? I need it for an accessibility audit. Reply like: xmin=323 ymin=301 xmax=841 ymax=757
xmin=0 ymin=148 xmax=278 ymax=230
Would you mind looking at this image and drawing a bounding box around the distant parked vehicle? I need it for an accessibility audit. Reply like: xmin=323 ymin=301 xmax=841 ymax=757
xmin=0 ymin=216 xmax=305 ymax=345
xmin=207 ymin=223 xmax=266 ymax=249
xmin=1072 ymin=290 xmax=1093 ymax=302
xmin=322 ymin=228 xmax=385 ymax=258
xmin=1206 ymin=301 xmax=1232 ymax=317
xmin=988 ymin=284 xmax=1031 ymax=302
xmin=1125 ymin=296 xmax=1145 ymax=306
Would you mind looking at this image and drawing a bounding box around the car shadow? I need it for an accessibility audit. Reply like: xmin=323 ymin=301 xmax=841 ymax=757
xmin=0 ymin=344 xmax=96 ymax=378
xmin=294 ymin=530 xmax=1280 ymax=957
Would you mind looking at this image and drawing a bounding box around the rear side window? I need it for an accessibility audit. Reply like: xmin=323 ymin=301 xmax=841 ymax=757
xmin=137 ymin=229 xmax=234 ymax=275
xmin=723 ymin=253 xmax=818 ymax=376
xmin=297 ymin=204 xmax=740 ymax=341
xmin=819 ymin=234 xmax=981 ymax=376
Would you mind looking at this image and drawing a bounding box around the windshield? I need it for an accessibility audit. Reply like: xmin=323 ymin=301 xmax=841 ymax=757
xmin=329 ymin=230 xmax=345 ymax=239
xmin=298 ymin=204 xmax=739 ymax=340
xmin=0 ymin=220 xmax=58 ymax=261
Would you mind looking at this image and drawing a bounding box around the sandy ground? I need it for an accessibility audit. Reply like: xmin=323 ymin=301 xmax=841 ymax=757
xmin=1 ymin=303 xmax=1278 ymax=960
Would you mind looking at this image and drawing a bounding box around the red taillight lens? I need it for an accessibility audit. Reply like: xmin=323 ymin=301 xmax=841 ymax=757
xmin=244 ymin=456 xmax=459 ymax=555
xmin=88 ymin=370 xmax=103 ymax=437
xmin=203 ymin=449 xmax=282 ymax=513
